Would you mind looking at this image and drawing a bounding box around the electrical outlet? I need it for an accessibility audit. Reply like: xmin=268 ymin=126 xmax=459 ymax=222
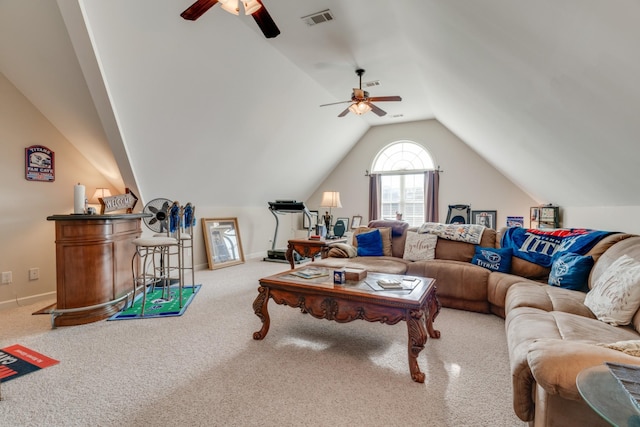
xmin=29 ymin=267 xmax=40 ymax=280
xmin=2 ymin=271 xmax=12 ymax=284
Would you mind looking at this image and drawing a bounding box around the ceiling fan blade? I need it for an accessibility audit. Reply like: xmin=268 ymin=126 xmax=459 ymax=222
xmin=251 ymin=1 xmax=280 ymax=38
xmin=180 ymin=0 xmax=219 ymax=21
xmin=369 ymin=103 xmax=387 ymax=117
xmin=368 ymin=96 xmax=402 ymax=102
xmin=320 ymin=100 xmax=352 ymax=107
xmin=338 ymin=106 xmax=352 ymax=117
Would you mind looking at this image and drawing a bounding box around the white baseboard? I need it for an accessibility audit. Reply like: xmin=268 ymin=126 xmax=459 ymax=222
xmin=0 ymin=291 xmax=56 ymax=312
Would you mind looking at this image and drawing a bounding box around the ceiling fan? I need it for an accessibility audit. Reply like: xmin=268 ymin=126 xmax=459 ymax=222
xmin=180 ymin=0 xmax=280 ymax=39
xmin=320 ymin=69 xmax=402 ymax=117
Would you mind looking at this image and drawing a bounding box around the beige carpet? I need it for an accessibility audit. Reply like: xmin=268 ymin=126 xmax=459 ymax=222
xmin=0 ymin=258 xmax=526 ymax=427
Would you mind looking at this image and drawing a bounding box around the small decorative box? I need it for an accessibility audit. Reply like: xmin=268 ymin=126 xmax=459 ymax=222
xmin=344 ymin=268 xmax=367 ymax=281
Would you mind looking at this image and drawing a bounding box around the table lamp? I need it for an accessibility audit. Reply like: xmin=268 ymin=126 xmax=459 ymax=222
xmin=320 ymin=191 xmax=342 ymax=238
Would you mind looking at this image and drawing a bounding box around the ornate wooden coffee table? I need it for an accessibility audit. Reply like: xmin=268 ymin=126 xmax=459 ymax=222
xmin=253 ymin=269 xmax=440 ymax=382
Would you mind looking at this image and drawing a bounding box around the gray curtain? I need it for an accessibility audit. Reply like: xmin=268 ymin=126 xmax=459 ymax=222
xmin=424 ymin=170 xmax=440 ymax=222
xmin=368 ymin=174 xmax=381 ymax=222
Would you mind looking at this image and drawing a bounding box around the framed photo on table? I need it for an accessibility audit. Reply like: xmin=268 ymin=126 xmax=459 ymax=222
xmin=351 ymin=215 xmax=363 ymax=229
xmin=336 ymin=217 xmax=350 ymax=229
xmin=471 ymin=210 xmax=497 ymax=230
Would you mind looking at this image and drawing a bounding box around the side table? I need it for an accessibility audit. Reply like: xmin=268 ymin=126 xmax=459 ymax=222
xmin=285 ymin=238 xmax=346 ymax=269
xmin=577 ymin=364 xmax=640 ymax=426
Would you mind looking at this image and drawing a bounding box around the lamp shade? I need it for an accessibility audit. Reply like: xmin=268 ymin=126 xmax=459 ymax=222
xmin=349 ymin=101 xmax=372 ymax=115
xmin=320 ymin=191 xmax=342 ymax=208
xmin=90 ymin=188 xmax=112 ymax=204
xmin=242 ymin=0 xmax=262 ymax=14
xmin=219 ymin=0 xmax=240 ymax=15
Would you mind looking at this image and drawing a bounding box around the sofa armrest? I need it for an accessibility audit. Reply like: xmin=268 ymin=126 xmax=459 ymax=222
xmin=527 ymin=339 xmax=640 ymax=401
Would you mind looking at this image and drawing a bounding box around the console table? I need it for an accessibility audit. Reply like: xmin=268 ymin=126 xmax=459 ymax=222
xmin=45 ymin=213 xmax=150 ymax=327
xmin=286 ymin=238 xmax=347 ymax=269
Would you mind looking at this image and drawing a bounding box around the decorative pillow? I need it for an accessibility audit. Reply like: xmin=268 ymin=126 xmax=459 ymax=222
xmin=352 ymin=227 xmax=392 ymax=256
xmin=584 ymin=254 xmax=640 ymax=326
xmin=355 ymin=229 xmax=384 ymax=257
xmin=596 ymin=340 xmax=640 ymax=357
xmin=403 ymin=231 xmax=437 ymax=261
xmin=548 ymin=252 xmax=594 ymax=291
xmin=471 ymin=247 xmax=513 ymax=273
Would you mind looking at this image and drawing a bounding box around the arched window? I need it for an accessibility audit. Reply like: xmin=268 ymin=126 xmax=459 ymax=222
xmin=371 ymin=141 xmax=435 ymax=226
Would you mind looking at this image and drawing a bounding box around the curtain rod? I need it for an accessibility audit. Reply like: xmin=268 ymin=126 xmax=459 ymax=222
xmin=364 ymin=166 xmax=444 ymax=177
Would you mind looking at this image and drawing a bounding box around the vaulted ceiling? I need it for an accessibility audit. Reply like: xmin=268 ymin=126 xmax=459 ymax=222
xmin=2 ymin=0 xmax=639 ymax=208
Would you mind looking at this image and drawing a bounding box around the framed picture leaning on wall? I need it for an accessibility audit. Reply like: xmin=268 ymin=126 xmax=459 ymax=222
xmin=471 ymin=210 xmax=497 ymax=230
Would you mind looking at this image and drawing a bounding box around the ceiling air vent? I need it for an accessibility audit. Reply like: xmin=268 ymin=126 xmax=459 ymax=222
xmin=301 ymin=9 xmax=334 ymax=26
xmin=364 ymin=80 xmax=381 ymax=88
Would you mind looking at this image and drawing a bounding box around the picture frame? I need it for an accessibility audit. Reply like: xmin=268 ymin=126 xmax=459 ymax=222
xmin=202 ymin=217 xmax=245 ymax=270
xmin=530 ymin=207 xmax=540 ymax=228
xmin=303 ymin=210 xmax=318 ymax=229
xmin=471 ymin=210 xmax=497 ymax=230
xmin=336 ymin=217 xmax=350 ymax=229
xmin=351 ymin=215 xmax=363 ymax=229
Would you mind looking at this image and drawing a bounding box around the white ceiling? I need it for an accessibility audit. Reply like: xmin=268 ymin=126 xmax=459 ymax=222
xmin=2 ymin=0 xmax=640 ymax=208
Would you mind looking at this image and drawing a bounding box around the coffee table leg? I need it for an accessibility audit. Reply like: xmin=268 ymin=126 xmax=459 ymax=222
xmin=426 ymin=290 xmax=441 ymax=339
xmin=407 ymin=308 xmax=428 ymax=383
xmin=253 ymin=286 xmax=271 ymax=340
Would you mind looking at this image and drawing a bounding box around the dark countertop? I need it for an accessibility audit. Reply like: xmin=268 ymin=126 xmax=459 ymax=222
xmin=47 ymin=213 xmax=152 ymax=221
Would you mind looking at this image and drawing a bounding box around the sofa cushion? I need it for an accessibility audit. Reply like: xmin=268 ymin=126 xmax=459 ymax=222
xmin=312 ymin=256 xmax=411 ymax=275
xmin=504 ymin=282 xmax=595 ymax=318
xmin=471 ymin=246 xmax=512 ymax=273
xmin=355 ymin=229 xmax=383 ymax=256
xmin=353 ymin=227 xmax=392 ymax=257
xmin=406 ymin=259 xmax=490 ymax=313
xmin=548 ymin=252 xmax=593 ymax=291
xmin=402 ymin=231 xmax=437 ymax=261
xmin=434 ymin=228 xmax=497 ymax=263
xmin=584 ymin=254 xmax=640 ymax=326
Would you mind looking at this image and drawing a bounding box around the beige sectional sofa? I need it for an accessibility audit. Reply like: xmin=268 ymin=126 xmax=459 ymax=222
xmin=311 ymin=220 xmax=640 ymax=427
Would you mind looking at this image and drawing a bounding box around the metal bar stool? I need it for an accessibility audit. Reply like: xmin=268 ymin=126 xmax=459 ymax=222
xmin=131 ymin=202 xmax=182 ymax=315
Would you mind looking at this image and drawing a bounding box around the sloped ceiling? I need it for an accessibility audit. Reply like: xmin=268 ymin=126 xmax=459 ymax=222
xmin=1 ymin=0 xmax=639 ymax=208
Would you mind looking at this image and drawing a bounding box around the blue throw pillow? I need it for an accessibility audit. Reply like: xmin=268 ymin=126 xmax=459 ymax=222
xmin=548 ymin=252 xmax=594 ymax=291
xmin=471 ymin=247 xmax=513 ymax=273
xmin=356 ymin=229 xmax=384 ymax=257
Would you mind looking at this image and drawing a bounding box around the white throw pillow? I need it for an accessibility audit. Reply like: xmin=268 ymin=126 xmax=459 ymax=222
xmin=403 ymin=231 xmax=437 ymax=261
xmin=584 ymin=255 xmax=640 ymax=326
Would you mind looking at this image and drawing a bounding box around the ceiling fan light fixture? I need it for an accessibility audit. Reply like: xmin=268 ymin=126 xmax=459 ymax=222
xmin=242 ymin=0 xmax=262 ymax=15
xmin=219 ymin=0 xmax=240 ymax=15
xmin=349 ymin=101 xmax=372 ymax=115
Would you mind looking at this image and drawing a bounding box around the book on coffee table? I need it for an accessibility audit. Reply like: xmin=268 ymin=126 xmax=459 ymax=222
xmin=292 ymin=268 xmax=328 ymax=279
xmin=377 ymin=279 xmax=403 ymax=289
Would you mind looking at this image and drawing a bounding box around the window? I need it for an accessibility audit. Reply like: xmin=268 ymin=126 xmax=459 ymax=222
xmin=372 ymin=141 xmax=435 ymax=227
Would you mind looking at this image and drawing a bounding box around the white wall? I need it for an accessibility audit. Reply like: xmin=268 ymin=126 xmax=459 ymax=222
xmin=306 ymin=119 xmax=538 ymax=229
xmin=0 ymin=74 xmax=116 ymax=309
xmin=562 ymin=206 xmax=640 ymax=234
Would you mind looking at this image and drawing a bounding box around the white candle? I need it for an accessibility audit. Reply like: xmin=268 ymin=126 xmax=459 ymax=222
xmin=74 ymin=183 xmax=85 ymax=214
